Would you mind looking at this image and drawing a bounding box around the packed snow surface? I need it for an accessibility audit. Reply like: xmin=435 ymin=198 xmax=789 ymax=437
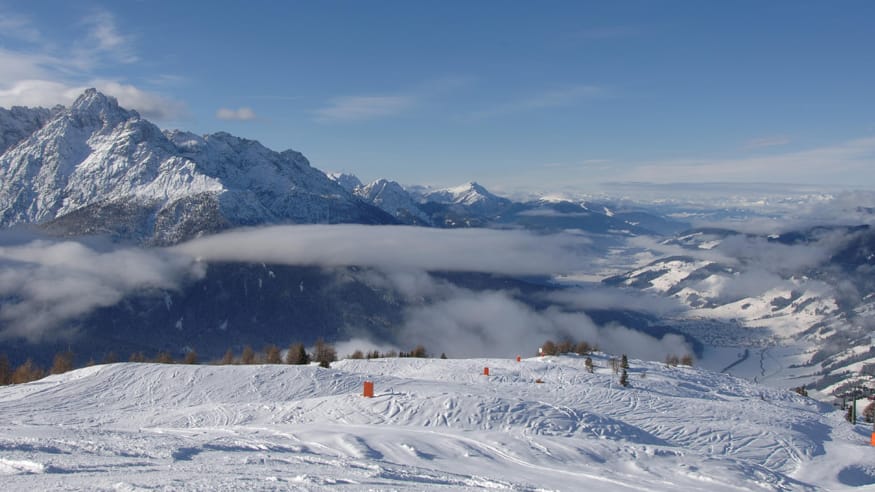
xmin=0 ymin=355 xmax=872 ymax=491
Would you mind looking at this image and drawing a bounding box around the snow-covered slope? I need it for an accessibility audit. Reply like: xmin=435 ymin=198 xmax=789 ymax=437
xmin=356 ymin=178 xmax=432 ymax=225
xmin=0 ymin=355 xmax=869 ymax=491
xmin=0 ymin=105 xmax=54 ymax=155
xmin=325 ymin=171 xmax=363 ymax=193
xmin=602 ymin=226 xmax=875 ymax=396
xmin=0 ymin=90 xmax=392 ymax=243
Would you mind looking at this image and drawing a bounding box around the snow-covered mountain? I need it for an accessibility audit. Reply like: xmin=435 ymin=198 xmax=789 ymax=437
xmin=355 ymin=178 xmax=432 ymax=225
xmin=0 ymin=354 xmax=867 ymax=490
xmin=0 ymin=89 xmax=393 ymax=244
xmin=325 ymin=173 xmax=432 ymax=225
xmin=417 ymin=181 xmax=513 ymax=218
xmin=603 ymin=226 xmax=875 ymax=396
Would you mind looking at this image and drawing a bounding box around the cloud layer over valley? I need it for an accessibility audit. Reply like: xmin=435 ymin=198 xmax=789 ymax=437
xmin=0 ymin=225 xmax=694 ymax=360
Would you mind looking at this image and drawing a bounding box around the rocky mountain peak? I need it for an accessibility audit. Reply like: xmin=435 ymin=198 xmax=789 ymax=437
xmin=326 ymin=172 xmax=364 ymax=193
xmin=68 ymin=88 xmax=136 ymax=128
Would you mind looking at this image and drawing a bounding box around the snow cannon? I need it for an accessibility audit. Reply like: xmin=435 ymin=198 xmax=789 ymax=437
xmin=363 ymin=381 xmax=374 ymax=398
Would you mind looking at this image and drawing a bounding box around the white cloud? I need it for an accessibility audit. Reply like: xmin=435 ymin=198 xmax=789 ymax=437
xmin=354 ymin=269 xmax=691 ymax=360
xmin=312 ymin=77 xmax=470 ymax=124
xmin=0 ymin=10 xmax=42 ymax=43
xmin=744 ymin=135 xmax=791 ymax=150
xmin=174 ymin=225 xmax=586 ymax=276
xmin=0 ymin=237 xmax=203 ymax=342
xmin=517 ymin=208 xmax=589 ymax=218
xmin=614 ymin=136 xmax=875 ymax=185
xmin=314 ymin=95 xmax=415 ymax=123
xmin=0 ymin=79 xmax=186 ymax=120
xmin=0 ymin=226 xmax=694 ymax=361
xmin=0 ymin=47 xmax=58 ymax=84
xmin=471 ymin=85 xmax=606 ymax=119
xmin=0 ymin=8 xmax=185 ymax=121
xmin=80 ymin=10 xmax=138 ymax=63
xmin=544 ymin=286 xmax=686 ymax=317
xmin=0 ymin=79 xmax=82 ymax=108
xmin=399 ymin=288 xmax=690 ymax=360
xmin=92 ymin=80 xmax=186 ymax=120
xmin=216 ymin=106 xmax=257 ymax=121
xmin=171 ymin=225 xmax=690 ymax=360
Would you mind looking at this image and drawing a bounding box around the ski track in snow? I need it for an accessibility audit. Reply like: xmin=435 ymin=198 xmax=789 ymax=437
xmin=0 ymin=355 xmax=872 ymax=491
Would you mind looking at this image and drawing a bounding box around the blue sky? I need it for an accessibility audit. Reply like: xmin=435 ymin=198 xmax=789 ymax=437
xmin=1 ymin=1 xmax=874 ymax=194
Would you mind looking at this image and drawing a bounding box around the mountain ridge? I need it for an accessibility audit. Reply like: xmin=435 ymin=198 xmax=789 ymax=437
xmin=0 ymin=89 xmax=394 ymax=244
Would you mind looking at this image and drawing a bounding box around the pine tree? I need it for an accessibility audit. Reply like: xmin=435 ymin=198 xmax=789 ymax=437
xmin=264 ymin=345 xmax=282 ymax=364
xmin=619 ymin=368 xmax=629 ymax=387
xmin=610 ymin=357 xmax=620 ymax=374
xmin=154 ymin=352 xmax=174 ymax=364
xmin=183 ymin=350 xmax=198 ymax=365
xmin=51 ymin=351 xmax=74 ymax=375
xmin=350 ymin=350 xmax=364 ymax=360
xmin=681 ymin=354 xmax=694 ymax=366
xmin=11 ymin=359 xmax=44 ymax=384
xmin=129 ymin=352 xmax=147 ymax=363
xmin=584 ymin=357 xmax=593 ymax=373
xmin=103 ymin=351 xmax=118 ymax=364
xmin=864 ymin=402 xmax=875 ymax=423
xmin=556 ymin=339 xmax=574 ymax=354
xmin=620 ymin=354 xmax=629 ymax=370
xmin=0 ymin=353 xmax=11 ymax=385
xmin=541 ymin=340 xmax=557 ymax=356
xmin=241 ymin=346 xmax=255 ymax=364
xmin=440 ymin=352 xmax=447 ymax=359
xmin=410 ymin=345 xmax=427 ymax=358
xmin=314 ymin=338 xmax=336 ymax=368
xmin=221 ymin=348 xmax=235 ymax=365
xmin=575 ymin=341 xmax=591 ymax=355
xmin=285 ymin=343 xmax=310 ymax=365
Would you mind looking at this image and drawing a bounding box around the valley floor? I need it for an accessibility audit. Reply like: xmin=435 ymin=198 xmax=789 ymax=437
xmin=0 ymin=355 xmax=873 ymax=491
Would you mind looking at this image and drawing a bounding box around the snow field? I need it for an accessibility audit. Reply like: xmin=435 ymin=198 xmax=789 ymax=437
xmin=0 ymin=354 xmax=872 ymax=490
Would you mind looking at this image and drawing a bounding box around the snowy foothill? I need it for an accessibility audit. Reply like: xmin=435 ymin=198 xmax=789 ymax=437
xmin=1 ymin=353 xmax=873 ymax=491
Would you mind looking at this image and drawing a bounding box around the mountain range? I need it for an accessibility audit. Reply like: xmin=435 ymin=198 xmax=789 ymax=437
xmin=0 ymin=90 xmax=682 ymax=244
xmin=0 ymin=89 xmax=393 ymax=245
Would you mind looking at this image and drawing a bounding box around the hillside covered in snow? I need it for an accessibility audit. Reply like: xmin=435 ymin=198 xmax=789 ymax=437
xmin=0 ymin=354 xmax=871 ymax=491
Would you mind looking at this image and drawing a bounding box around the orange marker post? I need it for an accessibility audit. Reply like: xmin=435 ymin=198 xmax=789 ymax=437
xmin=516 ymin=356 xmax=521 ymax=362
xmin=363 ymin=381 xmax=374 ymax=398
xmin=871 ymin=432 xmax=875 ymax=446
xmin=483 ymin=367 xmax=490 ymax=376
